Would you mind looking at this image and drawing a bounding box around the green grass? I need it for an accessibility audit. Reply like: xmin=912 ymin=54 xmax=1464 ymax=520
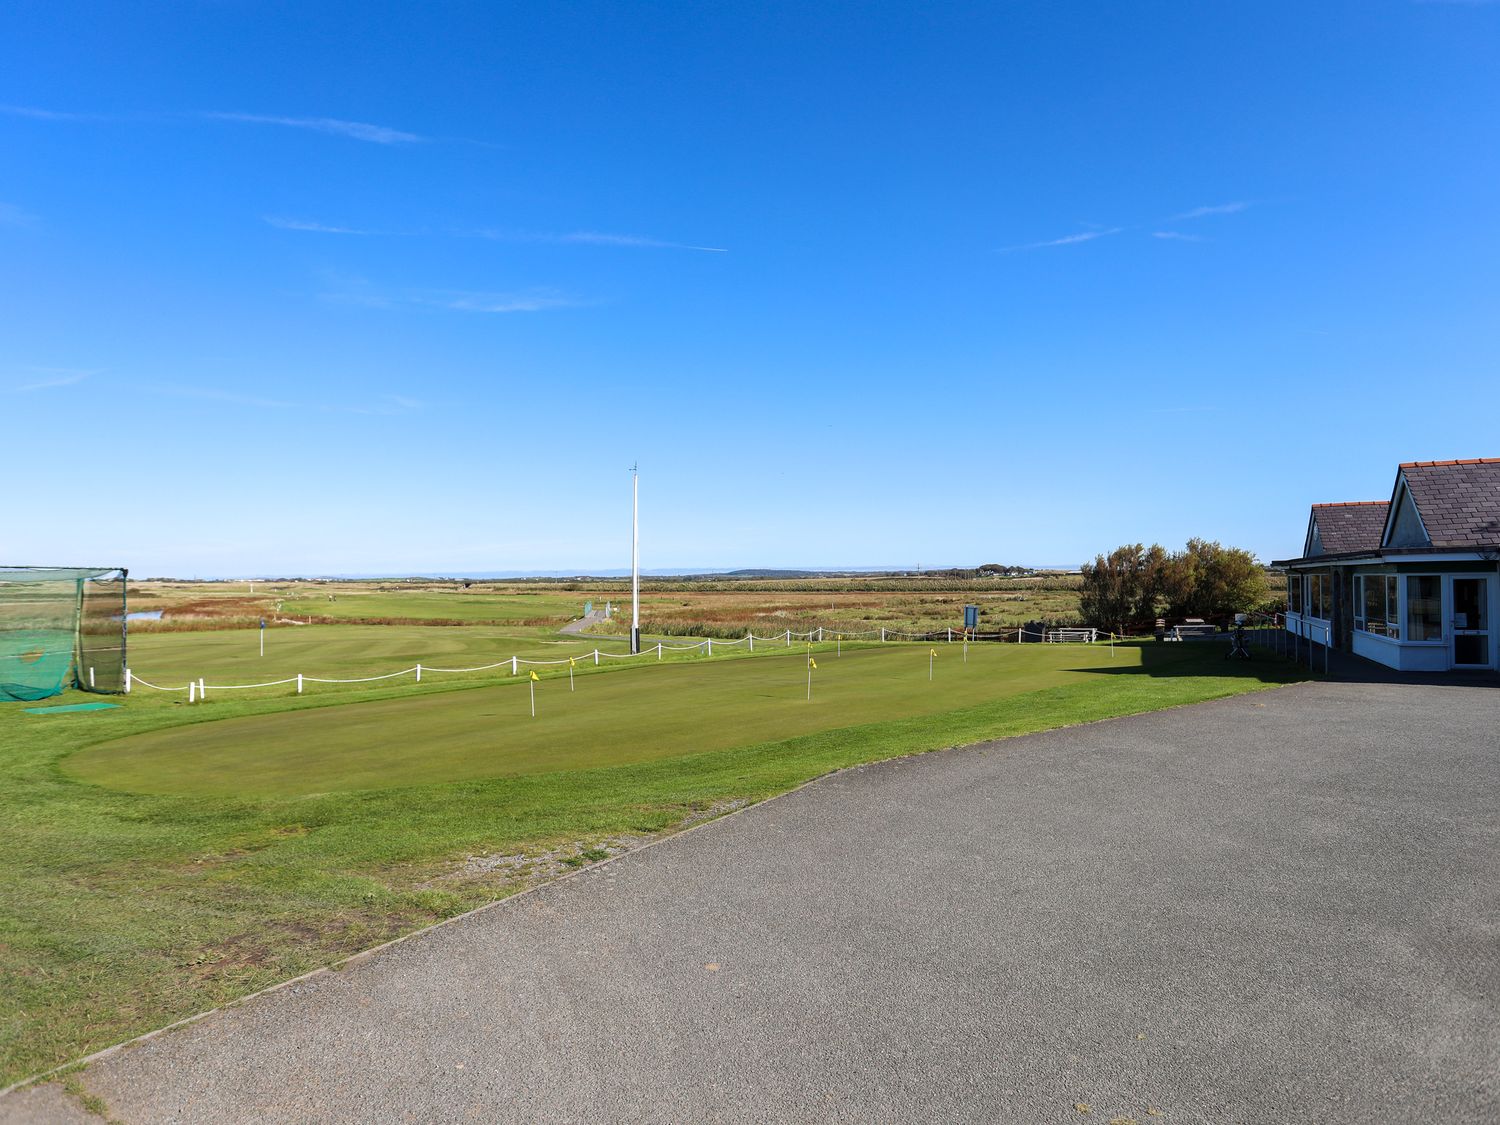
xmin=275 ymin=590 xmax=582 ymax=624
xmin=125 ymin=623 xmax=628 ymax=688
xmin=0 ymin=637 xmax=1305 ymax=1088
xmin=75 ymin=643 xmax=1194 ymax=796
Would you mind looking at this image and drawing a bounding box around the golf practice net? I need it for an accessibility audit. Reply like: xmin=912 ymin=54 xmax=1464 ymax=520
xmin=0 ymin=567 xmax=128 ymax=702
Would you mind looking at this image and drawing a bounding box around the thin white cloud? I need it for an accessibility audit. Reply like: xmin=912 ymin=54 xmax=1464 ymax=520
xmin=474 ymin=228 xmax=728 ymax=253
xmin=142 ymin=384 xmax=423 ymax=415
xmin=7 ymin=368 xmax=97 ymax=392
xmin=202 ymin=112 xmax=421 ymax=144
xmin=264 ymin=216 xmax=376 ymax=235
xmin=557 ymin=231 xmax=728 ymax=253
xmin=0 ymin=201 xmax=37 ymax=227
xmin=1172 ymin=201 xmax=1252 ymax=220
xmin=435 ymin=290 xmax=581 ymax=313
xmin=1152 ymin=230 xmax=1204 ymax=242
xmin=0 ymin=104 xmax=106 ymax=122
xmin=999 ymin=227 xmax=1122 ymax=253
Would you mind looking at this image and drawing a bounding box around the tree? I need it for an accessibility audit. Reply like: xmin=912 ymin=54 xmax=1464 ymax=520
xmin=1080 ymin=544 xmax=1152 ymax=636
xmin=1082 ymin=538 xmax=1265 ymax=631
xmin=1180 ymin=538 xmax=1263 ymax=618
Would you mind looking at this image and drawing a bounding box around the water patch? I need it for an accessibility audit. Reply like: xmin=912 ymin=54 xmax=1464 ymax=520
xmin=126 ymin=610 xmax=164 ymax=621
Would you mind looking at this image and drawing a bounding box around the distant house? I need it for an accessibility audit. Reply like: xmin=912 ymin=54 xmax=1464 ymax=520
xmin=1274 ymin=459 xmax=1500 ymax=673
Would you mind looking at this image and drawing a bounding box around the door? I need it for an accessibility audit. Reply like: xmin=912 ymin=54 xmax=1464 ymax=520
xmin=1451 ymin=578 xmax=1490 ymax=667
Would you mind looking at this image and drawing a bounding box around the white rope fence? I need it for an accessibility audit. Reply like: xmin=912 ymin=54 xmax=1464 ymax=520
xmin=123 ymin=625 xmax=1133 ymax=702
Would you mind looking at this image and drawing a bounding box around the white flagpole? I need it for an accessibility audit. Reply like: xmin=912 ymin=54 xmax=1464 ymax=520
xmin=530 ymin=678 xmax=536 ymax=717
xmin=631 ymin=463 xmax=641 ymax=655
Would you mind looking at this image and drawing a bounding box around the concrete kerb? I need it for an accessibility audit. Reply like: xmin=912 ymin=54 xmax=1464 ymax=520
xmin=0 ymin=675 xmax=1311 ymax=1103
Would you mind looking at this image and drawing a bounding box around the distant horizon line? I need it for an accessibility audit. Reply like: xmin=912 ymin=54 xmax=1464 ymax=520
xmin=130 ymin=563 xmax=1083 ymax=581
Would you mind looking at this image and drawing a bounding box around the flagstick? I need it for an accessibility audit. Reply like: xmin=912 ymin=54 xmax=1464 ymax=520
xmin=569 ymin=661 xmax=575 ymax=691
xmin=930 ymin=649 xmax=934 ymax=681
xmin=530 ymin=679 xmax=536 ymax=717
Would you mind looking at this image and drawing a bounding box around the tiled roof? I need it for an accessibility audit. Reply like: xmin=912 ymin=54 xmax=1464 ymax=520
xmin=1310 ymin=501 xmax=1388 ymax=554
xmin=1399 ymin=458 xmax=1500 ymax=548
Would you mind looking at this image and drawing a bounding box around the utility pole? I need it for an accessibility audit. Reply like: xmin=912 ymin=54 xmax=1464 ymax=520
xmin=631 ymin=463 xmax=641 ymax=655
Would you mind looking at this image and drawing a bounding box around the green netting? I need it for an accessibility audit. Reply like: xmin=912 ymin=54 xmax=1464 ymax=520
xmin=0 ymin=567 xmax=127 ymax=702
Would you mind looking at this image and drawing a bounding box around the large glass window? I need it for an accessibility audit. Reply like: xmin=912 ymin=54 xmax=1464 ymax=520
xmin=1406 ymin=576 xmax=1443 ymax=641
xmin=1289 ymin=574 xmax=1303 ymax=614
xmin=1355 ymin=574 xmax=1399 ymax=637
xmin=1308 ymin=573 xmax=1328 ymax=620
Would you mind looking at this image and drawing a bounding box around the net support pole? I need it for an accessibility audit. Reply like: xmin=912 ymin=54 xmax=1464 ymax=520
xmin=123 ymin=669 xmax=131 ymax=694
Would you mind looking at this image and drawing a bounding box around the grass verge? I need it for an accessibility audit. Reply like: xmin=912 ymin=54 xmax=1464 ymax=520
xmin=1 ymin=641 xmax=1303 ymax=1087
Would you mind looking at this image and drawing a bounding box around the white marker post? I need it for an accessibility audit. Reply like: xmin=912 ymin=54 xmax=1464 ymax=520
xmin=260 ymin=617 xmax=266 ymax=657
xmin=569 ymin=658 xmax=575 ymax=692
xmin=529 ymin=670 xmax=538 ymax=717
xmin=807 ymin=649 xmax=816 ymax=701
xmin=963 ymin=633 xmax=968 ymax=664
xmin=929 ymin=647 xmax=936 ymax=682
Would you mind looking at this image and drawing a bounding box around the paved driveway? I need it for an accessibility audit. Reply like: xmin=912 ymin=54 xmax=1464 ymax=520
xmin=6 ymin=681 xmax=1498 ymax=1123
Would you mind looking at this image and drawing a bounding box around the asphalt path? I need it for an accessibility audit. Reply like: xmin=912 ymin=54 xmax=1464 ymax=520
xmin=6 ymin=680 xmax=1498 ymax=1123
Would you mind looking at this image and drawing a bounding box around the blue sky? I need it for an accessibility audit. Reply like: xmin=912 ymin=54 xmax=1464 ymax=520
xmin=3 ymin=1 xmax=1498 ymax=576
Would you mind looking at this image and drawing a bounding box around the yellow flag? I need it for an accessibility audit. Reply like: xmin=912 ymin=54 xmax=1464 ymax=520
xmin=569 ymin=658 xmax=575 ymax=668
xmin=529 ymin=670 xmax=540 ymax=682
xmin=809 ymin=657 xmax=817 ymax=669
xmin=930 ymin=648 xmax=938 ymax=657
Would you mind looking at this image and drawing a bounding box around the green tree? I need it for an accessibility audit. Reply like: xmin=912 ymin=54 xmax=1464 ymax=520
xmin=1080 ymin=544 xmax=1152 ymax=635
xmin=1181 ymin=538 xmax=1263 ymax=617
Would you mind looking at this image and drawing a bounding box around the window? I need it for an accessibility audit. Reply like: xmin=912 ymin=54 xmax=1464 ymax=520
xmin=1289 ymin=574 xmax=1303 ymax=614
xmin=1406 ymin=575 xmax=1443 ymax=641
xmin=1355 ymin=574 xmax=1400 ymax=637
xmin=1308 ymin=573 xmax=1329 ymax=620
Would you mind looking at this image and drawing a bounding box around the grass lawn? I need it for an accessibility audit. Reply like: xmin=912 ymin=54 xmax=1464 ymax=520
xmin=1 ymin=638 xmax=1306 ymax=1088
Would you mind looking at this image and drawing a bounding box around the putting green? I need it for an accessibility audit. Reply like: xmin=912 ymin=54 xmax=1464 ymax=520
xmin=66 ymin=644 xmax=1142 ymax=797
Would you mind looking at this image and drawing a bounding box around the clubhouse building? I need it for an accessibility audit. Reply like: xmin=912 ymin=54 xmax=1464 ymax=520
xmin=1275 ymin=458 xmax=1500 ymax=673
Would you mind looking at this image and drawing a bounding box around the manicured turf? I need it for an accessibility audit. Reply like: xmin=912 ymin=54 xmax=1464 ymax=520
xmin=1 ymin=635 xmax=1305 ymax=1088
xmin=77 ymin=643 xmax=1170 ymax=796
xmin=276 ymin=589 xmax=582 ymax=623
xmin=125 ymin=623 xmax=624 ymax=688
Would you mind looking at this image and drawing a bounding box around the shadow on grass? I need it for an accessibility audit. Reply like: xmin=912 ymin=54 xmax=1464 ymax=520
xmin=1069 ymin=640 xmax=1310 ymax=685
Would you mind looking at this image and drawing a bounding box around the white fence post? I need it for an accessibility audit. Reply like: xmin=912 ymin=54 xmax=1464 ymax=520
xmin=947 ymin=628 xmax=952 ymax=643
xmin=512 ymin=656 xmax=518 ymax=675
xmin=658 ymin=642 xmax=663 ymax=661
xmin=198 ymin=677 xmax=206 ymax=699
xmin=188 ymin=680 xmax=196 ymax=703
xmin=707 ymin=638 xmax=713 ymax=656
xmin=785 ymin=629 xmax=791 ymax=646
xmin=123 ymin=669 xmax=131 ymax=694
xmin=881 ymin=628 xmax=886 ymax=642
xmin=594 ymin=648 xmax=600 ymax=665
xmin=415 ymin=663 xmax=422 ymax=683
xmin=749 ymin=634 xmax=754 ymax=652
xmin=297 ymin=673 xmax=303 ymax=694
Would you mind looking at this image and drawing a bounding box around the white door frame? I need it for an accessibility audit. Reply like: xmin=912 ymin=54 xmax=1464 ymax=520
xmin=1447 ymin=573 xmax=1497 ymax=670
